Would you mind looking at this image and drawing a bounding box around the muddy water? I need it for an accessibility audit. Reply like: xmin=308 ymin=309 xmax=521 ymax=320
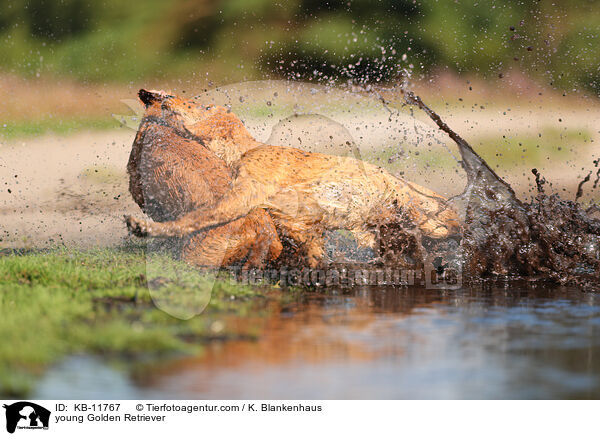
xmin=35 ymin=285 xmax=600 ymax=399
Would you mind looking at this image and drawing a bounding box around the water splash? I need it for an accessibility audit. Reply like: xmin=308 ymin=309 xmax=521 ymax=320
xmin=401 ymin=90 xmax=599 ymax=287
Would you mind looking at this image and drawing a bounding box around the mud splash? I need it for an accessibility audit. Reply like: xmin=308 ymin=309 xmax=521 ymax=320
xmin=402 ymin=90 xmax=599 ymax=287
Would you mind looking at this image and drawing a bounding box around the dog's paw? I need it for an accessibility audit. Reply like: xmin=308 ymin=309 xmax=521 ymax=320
xmin=124 ymin=215 xmax=150 ymax=237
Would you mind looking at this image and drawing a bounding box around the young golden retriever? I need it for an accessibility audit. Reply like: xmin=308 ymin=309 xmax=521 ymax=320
xmin=126 ymin=91 xmax=460 ymax=268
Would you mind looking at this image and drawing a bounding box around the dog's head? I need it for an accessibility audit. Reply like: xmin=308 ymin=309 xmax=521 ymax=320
xmin=138 ymin=89 xmax=248 ymax=142
xmin=138 ymin=89 xmax=228 ymax=132
xmin=138 ymin=89 xmax=171 ymax=117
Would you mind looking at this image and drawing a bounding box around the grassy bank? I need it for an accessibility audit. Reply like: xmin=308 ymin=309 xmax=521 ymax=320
xmin=0 ymin=117 xmax=119 ymax=141
xmin=368 ymin=126 xmax=594 ymax=171
xmin=0 ymin=246 xmax=290 ymax=397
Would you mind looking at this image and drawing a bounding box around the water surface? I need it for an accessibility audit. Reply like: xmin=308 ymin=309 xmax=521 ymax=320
xmin=35 ymin=285 xmax=600 ymax=399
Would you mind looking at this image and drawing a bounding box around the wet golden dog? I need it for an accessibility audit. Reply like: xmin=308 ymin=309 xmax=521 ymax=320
xmin=127 ymin=89 xmax=282 ymax=268
xmin=126 ymin=91 xmax=460 ymax=268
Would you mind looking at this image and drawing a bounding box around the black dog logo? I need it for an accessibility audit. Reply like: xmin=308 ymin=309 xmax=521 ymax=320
xmin=3 ymin=402 xmax=50 ymax=433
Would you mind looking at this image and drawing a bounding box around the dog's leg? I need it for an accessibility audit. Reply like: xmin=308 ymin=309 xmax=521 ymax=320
xmin=277 ymin=221 xmax=326 ymax=268
xmin=304 ymin=234 xmax=325 ymax=269
xmin=126 ymin=177 xmax=274 ymax=238
xmin=241 ymin=209 xmax=283 ymax=269
xmin=180 ymin=209 xmax=282 ymax=269
xmin=382 ymin=177 xmax=460 ymax=239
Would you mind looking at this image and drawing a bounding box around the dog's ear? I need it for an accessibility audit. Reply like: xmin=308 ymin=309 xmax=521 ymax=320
xmin=138 ymin=89 xmax=167 ymax=107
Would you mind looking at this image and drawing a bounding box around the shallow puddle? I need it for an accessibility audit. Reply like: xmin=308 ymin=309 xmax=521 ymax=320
xmin=35 ymin=285 xmax=600 ymax=399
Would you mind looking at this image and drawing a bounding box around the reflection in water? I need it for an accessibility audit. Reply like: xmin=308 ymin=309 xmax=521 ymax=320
xmin=36 ymin=286 xmax=600 ymax=399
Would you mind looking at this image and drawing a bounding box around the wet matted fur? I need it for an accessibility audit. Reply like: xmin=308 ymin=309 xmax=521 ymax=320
xmin=126 ymin=91 xmax=460 ymax=268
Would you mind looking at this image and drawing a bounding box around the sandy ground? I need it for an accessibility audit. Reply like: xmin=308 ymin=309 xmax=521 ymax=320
xmin=0 ymin=130 xmax=138 ymax=249
xmin=1 ymin=104 xmax=598 ymax=250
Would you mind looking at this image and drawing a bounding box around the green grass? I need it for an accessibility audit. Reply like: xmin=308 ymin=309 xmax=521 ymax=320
xmin=0 ymin=246 xmax=286 ymax=397
xmin=472 ymin=127 xmax=593 ymax=168
xmin=365 ymin=126 xmax=594 ymax=172
xmin=1 ymin=117 xmax=119 ymax=141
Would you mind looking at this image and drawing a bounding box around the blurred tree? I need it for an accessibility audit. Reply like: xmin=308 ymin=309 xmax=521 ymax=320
xmin=26 ymin=0 xmax=93 ymax=40
xmin=0 ymin=0 xmax=597 ymax=93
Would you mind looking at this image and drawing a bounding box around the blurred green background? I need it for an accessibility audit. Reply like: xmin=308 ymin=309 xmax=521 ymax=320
xmin=1 ymin=0 xmax=599 ymax=92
